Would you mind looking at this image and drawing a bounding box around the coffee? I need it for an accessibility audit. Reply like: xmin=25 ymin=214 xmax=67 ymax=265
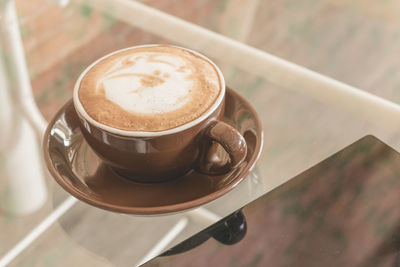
xmin=78 ymin=45 xmax=222 ymax=132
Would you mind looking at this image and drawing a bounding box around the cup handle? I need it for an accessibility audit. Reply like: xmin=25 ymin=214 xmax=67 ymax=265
xmin=196 ymin=120 xmax=247 ymax=175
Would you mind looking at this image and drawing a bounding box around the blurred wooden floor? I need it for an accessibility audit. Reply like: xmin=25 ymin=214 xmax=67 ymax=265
xmin=1 ymin=0 xmax=400 ymax=266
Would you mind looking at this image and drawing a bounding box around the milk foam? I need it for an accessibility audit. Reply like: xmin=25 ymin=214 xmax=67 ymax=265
xmin=78 ymin=46 xmax=222 ymax=132
xmin=98 ymin=53 xmax=193 ymax=114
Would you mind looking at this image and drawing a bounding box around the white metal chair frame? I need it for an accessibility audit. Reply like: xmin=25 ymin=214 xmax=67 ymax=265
xmin=1 ymin=0 xmax=399 ymax=266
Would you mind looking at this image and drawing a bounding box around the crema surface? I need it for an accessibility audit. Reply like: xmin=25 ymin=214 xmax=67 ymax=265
xmin=78 ymin=46 xmax=221 ymax=131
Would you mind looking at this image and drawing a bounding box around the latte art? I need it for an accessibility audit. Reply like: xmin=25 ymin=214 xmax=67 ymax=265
xmin=78 ymin=46 xmax=222 ymax=132
xmin=98 ymin=53 xmax=194 ymax=114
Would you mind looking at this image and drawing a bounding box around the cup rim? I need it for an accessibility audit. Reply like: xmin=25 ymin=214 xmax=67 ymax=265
xmin=73 ymin=44 xmax=225 ymax=137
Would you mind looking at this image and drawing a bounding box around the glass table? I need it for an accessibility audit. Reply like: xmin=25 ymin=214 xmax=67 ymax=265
xmin=147 ymin=135 xmax=400 ymax=266
xmin=1 ymin=0 xmax=400 ymax=266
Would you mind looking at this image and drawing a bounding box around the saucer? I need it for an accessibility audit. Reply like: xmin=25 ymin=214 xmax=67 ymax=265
xmin=43 ymin=88 xmax=263 ymax=215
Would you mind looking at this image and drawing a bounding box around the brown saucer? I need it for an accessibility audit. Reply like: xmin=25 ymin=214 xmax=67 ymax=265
xmin=43 ymin=88 xmax=263 ymax=215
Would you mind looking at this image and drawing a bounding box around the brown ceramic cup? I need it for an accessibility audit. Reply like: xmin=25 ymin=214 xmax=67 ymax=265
xmin=72 ymin=45 xmax=247 ymax=183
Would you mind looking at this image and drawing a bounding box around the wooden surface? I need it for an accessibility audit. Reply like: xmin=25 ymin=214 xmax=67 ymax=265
xmin=1 ymin=0 xmax=400 ymax=266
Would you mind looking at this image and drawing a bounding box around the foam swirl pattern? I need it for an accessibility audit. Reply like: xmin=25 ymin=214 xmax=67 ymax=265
xmin=78 ymin=46 xmax=221 ymax=131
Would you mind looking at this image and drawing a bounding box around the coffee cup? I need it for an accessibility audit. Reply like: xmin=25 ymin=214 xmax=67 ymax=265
xmin=73 ymin=44 xmax=247 ymax=182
